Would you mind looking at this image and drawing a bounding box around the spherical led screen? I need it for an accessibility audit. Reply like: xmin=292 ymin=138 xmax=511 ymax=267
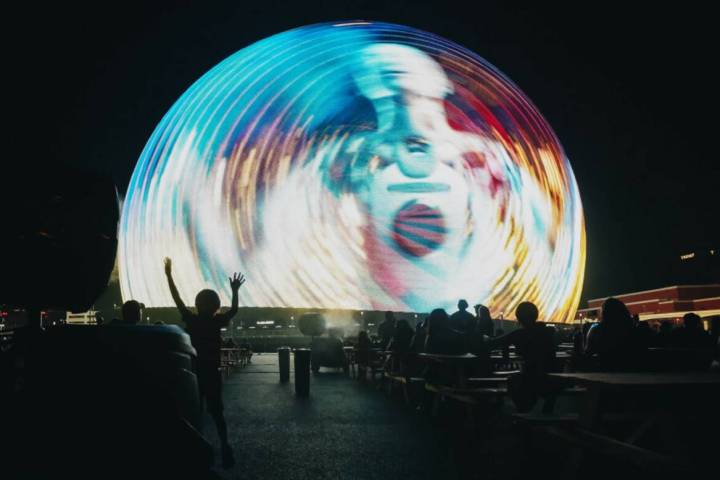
xmin=119 ymin=21 xmax=586 ymax=322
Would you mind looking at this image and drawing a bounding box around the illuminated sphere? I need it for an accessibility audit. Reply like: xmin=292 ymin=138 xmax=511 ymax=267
xmin=119 ymin=21 xmax=586 ymax=322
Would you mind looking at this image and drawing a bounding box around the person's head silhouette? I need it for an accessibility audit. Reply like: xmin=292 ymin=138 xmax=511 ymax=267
xmin=396 ymin=319 xmax=412 ymax=333
xmin=601 ymin=298 xmax=632 ymax=329
xmin=428 ymin=308 xmax=449 ymax=332
xmin=474 ymin=304 xmax=491 ymax=321
xmin=515 ymin=302 xmax=538 ymax=328
xmin=683 ymin=312 xmax=702 ymax=330
xmin=121 ymin=300 xmax=143 ymax=324
xmin=458 ymin=299 xmax=469 ymax=311
xmin=195 ymin=289 xmax=221 ymax=317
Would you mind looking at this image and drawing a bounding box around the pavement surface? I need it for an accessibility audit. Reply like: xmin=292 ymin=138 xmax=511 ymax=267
xmin=201 ymin=353 xmax=486 ymax=480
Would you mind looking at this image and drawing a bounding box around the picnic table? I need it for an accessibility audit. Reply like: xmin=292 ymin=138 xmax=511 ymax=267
xmin=417 ymin=352 xmax=478 ymax=387
xmin=549 ymin=373 xmax=720 ymax=445
xmin=544 ymin=372 xmax=720 ymax=474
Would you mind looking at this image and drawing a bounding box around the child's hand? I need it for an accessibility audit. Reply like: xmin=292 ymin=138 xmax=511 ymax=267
xmin=229 ymin=272 xmax=245 ymax=291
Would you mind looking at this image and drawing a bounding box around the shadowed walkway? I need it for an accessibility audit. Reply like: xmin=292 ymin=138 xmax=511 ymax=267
xmin=201 ymin=353 xmax=464 ymax=479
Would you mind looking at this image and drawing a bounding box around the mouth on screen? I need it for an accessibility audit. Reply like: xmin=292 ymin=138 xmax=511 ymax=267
xmin=387 ymin=182 xmax=450 ymax=193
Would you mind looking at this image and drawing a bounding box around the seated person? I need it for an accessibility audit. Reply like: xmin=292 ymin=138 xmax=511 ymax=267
xmin=425 ymin=309 xmax=466 ymax=355
xmin=409 ymin=320 xmax=428 ymax=354
xmin=655 ymin=320 xmax=674 ymax=347
xmin=449 ymin=299 xmax=475 ymax=333
xmin=386 ymin=319 xmax=415 ymax=373
xmin=672 ymin=313 xmax=713 ymax=349
xmin=388 ymin=320 xmax=414 ymax=353
xmin=585 ymin=297 xmax=646 ymax=371
xmin=356 ymin=331 xmax=372 ymax=380
xmin=465 ymin=318 xmax=493 ymax=377
xmin=669 ymin=313 xmax=714 ymax=371
xmin=110 ymin=300 xmax=144 ymax=325
xmin=377 ymin=311 xmax=397 ymax=350
xmin=488 ymin=302 xmax=560 ymax=412
xmin=356 ymin=331 xmax=371 ymax=364
xmin=403 ymin=321 xmax=428 ymax=377
xmin=473 ymin=304 xmax=495 ymax=337
xmin=635 ymin=321 xmax=656 ymax=349
xmin=423 ymin=309 xmax=467 ymax=384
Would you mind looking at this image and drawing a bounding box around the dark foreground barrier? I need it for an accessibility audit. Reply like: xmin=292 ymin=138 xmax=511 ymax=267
xmin=4 ymin=325 xmax=214 ymax=479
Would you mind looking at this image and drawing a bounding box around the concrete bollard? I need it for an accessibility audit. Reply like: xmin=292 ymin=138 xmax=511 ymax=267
xmin=278 ymin=347 xmax=290 ymax=383
xmin=294 ymin=348 xmax=311 ymax=397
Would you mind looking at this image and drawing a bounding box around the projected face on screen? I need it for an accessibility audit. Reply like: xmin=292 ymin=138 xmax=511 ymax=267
xmin=119 ymin=22 xmax=586 ymax=322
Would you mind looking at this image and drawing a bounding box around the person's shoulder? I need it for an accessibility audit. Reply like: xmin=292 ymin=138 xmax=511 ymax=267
xmin=505 ymin=328 xmax=522 ymax=339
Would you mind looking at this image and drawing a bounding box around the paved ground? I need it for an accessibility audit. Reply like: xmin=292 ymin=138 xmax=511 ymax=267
xmin=201 ymin=353 xmax=497 ymax=480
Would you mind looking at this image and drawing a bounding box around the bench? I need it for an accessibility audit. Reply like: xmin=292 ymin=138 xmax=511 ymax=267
xmin=466 ymin=377 xmax=508 ymax=385
xmin=426 ymin=382 xmax=587 ymax=417
xmin=539 ymin=425 xmax=694 ymax=476
xmin=385 ymin=373 xmax=425 ymax=404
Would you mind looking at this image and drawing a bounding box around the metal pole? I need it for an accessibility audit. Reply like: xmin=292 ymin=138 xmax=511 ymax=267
xmin=278 ymin=347 xmax=290 ymax=383
xmin=294 ymin=348 xmax=311 ymax=397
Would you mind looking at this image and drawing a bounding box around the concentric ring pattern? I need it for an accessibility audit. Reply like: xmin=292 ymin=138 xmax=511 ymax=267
xmin=119 ymin=21 xmax=586 ymax=322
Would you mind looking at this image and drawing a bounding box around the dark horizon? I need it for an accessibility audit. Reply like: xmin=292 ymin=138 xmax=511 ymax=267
xmin=5 ymin=1 xmax=718 ymax=307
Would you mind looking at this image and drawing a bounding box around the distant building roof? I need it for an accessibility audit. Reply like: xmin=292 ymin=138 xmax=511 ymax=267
xmin=577 ymin=284 xmax=720 ymax=321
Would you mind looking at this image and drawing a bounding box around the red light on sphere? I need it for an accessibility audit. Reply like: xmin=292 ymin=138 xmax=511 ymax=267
xmin=392 ymin=203 xmax=446 ymax=257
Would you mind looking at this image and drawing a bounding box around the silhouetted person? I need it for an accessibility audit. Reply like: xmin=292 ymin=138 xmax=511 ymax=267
xmin=409 ymin=319 xmax=428 ymax=354
xmin=585 ymin=297 xmax=644 ymax=371
xmin=466 ymin=317 xmax=493 ymax=377
xmin=356 ymin=330 xmax=372 ymax=380
xmin=377 ymin=311 xmax=397 ymax=349
xmin=241 ymin=341 xmax=253 ymax=363
xmin=449 ymin=299 xmax=475 ymax=333
xmin=572 ymin=326 xmax=584 ymax=355
xmin=423 ymin=309 xmax=466 ymax=384
xmin=404 ymin=319 xmax=429 ymax=376
xmin=711 ymin=316 xmax=720 ymax=356
xmin=110 ymin=300 xmax=144 ymax=325
xmin=656 ymin=320 xmax=674 ymax=347
xmin=710 ymin=316 xmax=720 ymax=346
xmin=425 ymin=308 xmax=466 ymax=355
xmin=164 ymin=257 xmax=244 ymax=469
xmin=672 ymin=313 xmax=712 ymax=349
xmin=387 ymin=319 xmax=415 ymax=373
xmin=473 ymin=304 xmax=494 ymax=337
xmin=581 ymin=322 xmax=593 ymax=349
xmin=388 ymin=319 xmax=414 ymax=353
xmin=488 ymin=302 xmax=559 ymax=412
xmin=635 ymin=321 xmax=655 ymax=348
xmin=710 ymin=317 xmax=720 ymax=370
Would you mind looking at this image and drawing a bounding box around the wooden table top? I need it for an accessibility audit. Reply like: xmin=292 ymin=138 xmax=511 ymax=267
xmin=418 ymin=352 xmax=477 ymax=361
xmin=549 ymin=372 xmax=720 ymax=390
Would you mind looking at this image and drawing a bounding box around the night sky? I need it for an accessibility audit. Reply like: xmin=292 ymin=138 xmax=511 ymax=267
xmin=6 ymin=1 xmax=718 ymax=305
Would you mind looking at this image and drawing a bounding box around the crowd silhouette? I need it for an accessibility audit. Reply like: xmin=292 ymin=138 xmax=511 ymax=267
xmin=4 ymin=258 xmax=718 ymax=479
